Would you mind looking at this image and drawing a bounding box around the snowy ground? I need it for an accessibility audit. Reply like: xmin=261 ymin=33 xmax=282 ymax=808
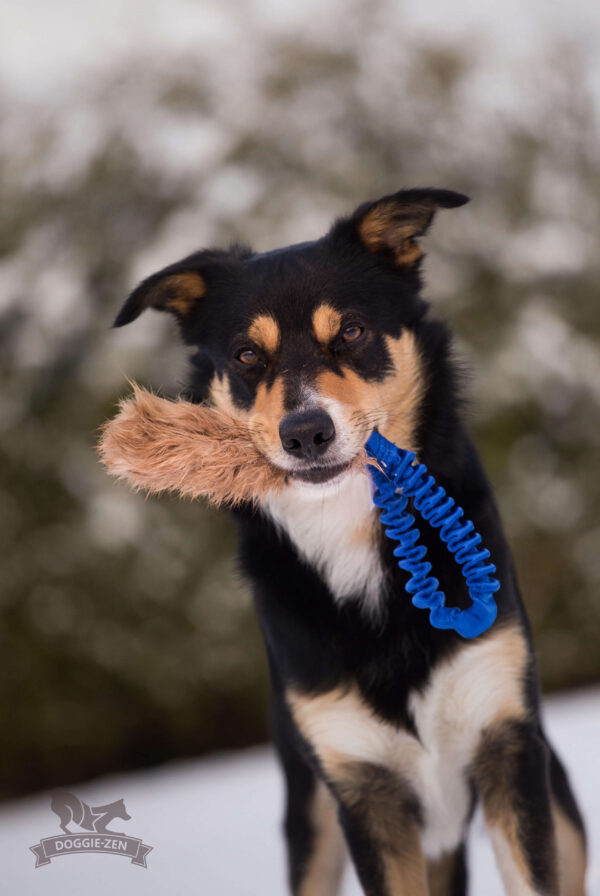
xmin=1 ymin=688 xmax=598 ymax=895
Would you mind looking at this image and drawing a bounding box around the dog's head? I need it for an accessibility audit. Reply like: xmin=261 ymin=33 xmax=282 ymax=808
xmin=111 ymin=798 xmax=131 ymax=821
xmin=115 ymin=188 xmax=468 ymax=490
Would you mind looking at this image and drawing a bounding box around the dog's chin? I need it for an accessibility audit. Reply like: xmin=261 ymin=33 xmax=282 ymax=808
xmin=290 ymin=462 xmax=351 ymax=485
xmin=282 ymin=461 xmax=359 ymax=499
xmin=260 ymin=451 xmax=366 ymax=499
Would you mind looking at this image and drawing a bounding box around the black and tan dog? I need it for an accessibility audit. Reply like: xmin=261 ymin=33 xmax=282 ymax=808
xmin=113 ymin=189 xmax=587 ymax=895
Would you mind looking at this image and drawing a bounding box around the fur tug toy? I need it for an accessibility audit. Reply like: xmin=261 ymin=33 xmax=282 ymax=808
xmin=365 ymin=431 xmax=499 ymax=638
xmin=99 ymin=388 xmax=498 ymax=637
xmin=98 ymin=385 xmax=288 ymax=506
xmin=98 ymin=385 xmax=364 ymax=506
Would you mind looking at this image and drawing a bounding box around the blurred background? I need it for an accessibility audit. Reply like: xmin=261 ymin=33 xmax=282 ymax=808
xmin=1 ymin=0 xmax=600 ymax=802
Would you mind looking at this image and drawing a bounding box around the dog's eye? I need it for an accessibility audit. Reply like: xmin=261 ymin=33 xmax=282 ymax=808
xmin=237 ymin=348 xmax=261 ymax=366
xmin=342 ymin=324 xmax=364 ymax=343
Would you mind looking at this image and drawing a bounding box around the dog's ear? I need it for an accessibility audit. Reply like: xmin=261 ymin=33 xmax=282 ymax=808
xmin=333 ymin=188 xmax=469 ymax=270
xmin=113 ymin=253 xmax=212 ymax=329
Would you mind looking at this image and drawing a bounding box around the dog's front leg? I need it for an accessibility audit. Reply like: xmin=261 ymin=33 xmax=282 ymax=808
xmin=473 ymin=719 xmax=559 ymax=896
xmin=286 ymin=689 xmax=428 ymax=895
xmin=273 ymin=695 xmax=347 ymax=896
xmin=333 ymin=760 xmax=428 ymax=896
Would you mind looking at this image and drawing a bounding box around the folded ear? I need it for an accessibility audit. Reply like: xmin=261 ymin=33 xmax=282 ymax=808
xmin=114 ymin=254 xmax=210 ymax=328
xmin=337 ymin=188 xmax=469 ymax=269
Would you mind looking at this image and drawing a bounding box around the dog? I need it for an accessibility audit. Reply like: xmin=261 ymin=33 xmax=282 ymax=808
xmin=113 ymin=188 xmax=587 ymax=895
xmin=50 ymin=790 xmax=131 ymax=836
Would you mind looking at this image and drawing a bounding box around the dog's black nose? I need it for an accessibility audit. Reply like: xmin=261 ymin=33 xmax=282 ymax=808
xmin=279 ymin=409 xmax=336 ymax=461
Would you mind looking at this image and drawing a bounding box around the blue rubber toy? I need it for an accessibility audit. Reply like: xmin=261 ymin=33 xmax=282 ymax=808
xmin=365 ymin=431 xmax=499 ymax=639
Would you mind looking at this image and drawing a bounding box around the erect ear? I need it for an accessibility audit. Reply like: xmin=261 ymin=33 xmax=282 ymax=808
xmin=341 ymin=188 xmax=469 ymax=269
xmin=114 ymin=252 xmax=213 ymax=328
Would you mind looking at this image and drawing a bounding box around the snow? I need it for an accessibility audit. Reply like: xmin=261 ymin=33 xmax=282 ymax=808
xmin=1 ymin=688 xmax=598 ymax=894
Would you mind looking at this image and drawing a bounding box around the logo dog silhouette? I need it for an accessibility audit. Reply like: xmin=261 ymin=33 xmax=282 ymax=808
xmin=50 ymin=790 xmax=131 ymax=836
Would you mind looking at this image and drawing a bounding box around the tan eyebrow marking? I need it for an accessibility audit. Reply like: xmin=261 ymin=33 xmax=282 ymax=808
xmin=248 ymin=314 xmax=280 ymax=354
xmin=312 ymin=304 xmax=342 ymax=345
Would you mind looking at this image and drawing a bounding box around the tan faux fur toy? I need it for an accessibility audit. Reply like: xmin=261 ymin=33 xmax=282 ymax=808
xmin=98 ymin=384 xmax=368 ymax=506
xmin=98 ymin=384 xmax=289 ymax=506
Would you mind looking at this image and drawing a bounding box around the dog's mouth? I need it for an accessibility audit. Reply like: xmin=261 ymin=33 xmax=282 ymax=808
xmin=288 ymin=461 xmax=352 ymax=485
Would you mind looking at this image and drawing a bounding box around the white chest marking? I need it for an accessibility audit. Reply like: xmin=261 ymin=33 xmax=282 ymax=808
xmin=289 ymin=627 xmax=527 ymax=859
xmin=263 ymin=471 xmax=384 ymax=611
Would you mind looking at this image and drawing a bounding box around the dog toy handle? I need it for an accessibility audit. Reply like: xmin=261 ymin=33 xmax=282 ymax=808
xmin=365 ymin=431 xmax=499 ymax=639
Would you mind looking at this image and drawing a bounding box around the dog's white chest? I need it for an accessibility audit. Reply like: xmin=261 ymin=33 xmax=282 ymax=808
xmin=406 ymin=676 xmax=478 ymax=856
xmin=263 ymin=472 xmax=384 ymax=610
